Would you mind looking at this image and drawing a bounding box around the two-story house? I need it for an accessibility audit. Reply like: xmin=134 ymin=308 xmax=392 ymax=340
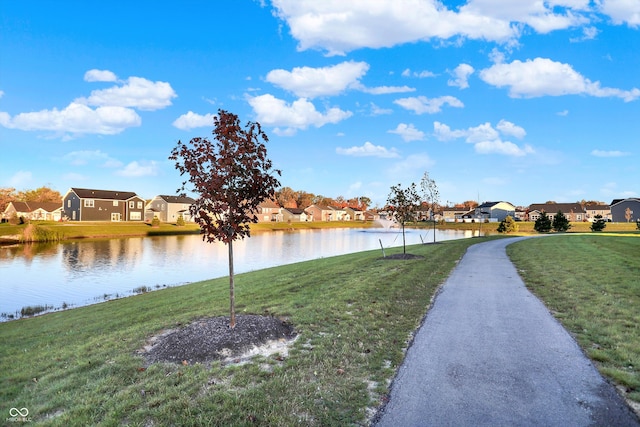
xmin=63 ymin=188 xmax=145 ymax=221
xmin=610 ymin=198 xmax=640 ymax=222
xmin=145 ymin=195 xmax=196 ymax=223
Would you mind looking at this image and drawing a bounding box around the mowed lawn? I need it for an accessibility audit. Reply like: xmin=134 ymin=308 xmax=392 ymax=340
xmin=0 ymin=237 xmax=488 ymax=426
xmin=508 ymin=234 xmax=640 ymax=406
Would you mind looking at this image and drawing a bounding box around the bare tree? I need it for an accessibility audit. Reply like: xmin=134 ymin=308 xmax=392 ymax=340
xmin=169 ymin=109 xmax=281 ymax=328
xmin=420 ymin=171 xmax=440 ymax=243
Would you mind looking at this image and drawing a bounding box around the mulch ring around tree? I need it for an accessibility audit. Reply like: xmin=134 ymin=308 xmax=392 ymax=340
xmin=140 ymin=314 xmax=297 ymax=366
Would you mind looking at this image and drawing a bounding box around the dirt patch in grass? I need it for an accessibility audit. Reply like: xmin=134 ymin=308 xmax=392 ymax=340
xmin=141 ymin=314 xmax=297 ymax=365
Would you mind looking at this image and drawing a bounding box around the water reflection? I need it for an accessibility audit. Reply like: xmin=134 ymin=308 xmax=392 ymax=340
xmin=0 ymin=228 xmax=479 ymax=318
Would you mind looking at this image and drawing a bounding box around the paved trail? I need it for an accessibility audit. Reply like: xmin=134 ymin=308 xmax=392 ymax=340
xmin=374 ymin=237 xmax=639 ymax=427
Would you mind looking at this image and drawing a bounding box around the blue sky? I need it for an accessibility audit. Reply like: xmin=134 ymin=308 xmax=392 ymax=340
xmin=1 ymin=0 xmax=638 ymax=208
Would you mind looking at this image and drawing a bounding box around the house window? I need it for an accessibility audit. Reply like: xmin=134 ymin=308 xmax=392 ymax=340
xmin=113 ymin=201 xmax=119 ymax=206
xmin=130 ymin=212 xmax=141 ymax=221
xmin=129 ymin=201 xmax=135 ymax=209
xmin=67 ymin=200 xmax=71 ymax=208
xmin=84 ymin=199 xmax=94 ymax=208
xmin=137 ymin=201 xmax=143 ymax=209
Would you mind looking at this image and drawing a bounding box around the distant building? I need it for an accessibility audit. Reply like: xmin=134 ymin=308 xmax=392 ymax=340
xmin=528 ymin=203 xmax=585 ymax=222
xmin=63 ymin=188 xmax=145 ymax=221
xmin=145 ymin=195 xmax=196 ymax=223
xmin=610 ymin=198 xmax=640 ymax=222
xmin=474 ymin=201 xmax=516 ymax=222
xmin=3 ymin=201 xmax=63 ymax=221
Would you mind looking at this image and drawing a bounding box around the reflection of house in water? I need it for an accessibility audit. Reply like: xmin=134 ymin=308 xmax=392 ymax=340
xmin=62 ymin=238 xmax=144 ymax=275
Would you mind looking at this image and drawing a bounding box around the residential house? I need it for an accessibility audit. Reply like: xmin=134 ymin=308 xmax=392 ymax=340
xmin=344 ymin=207 xmax=365 ymax=221
xmin=584 ymin=204 xmax=611 ymax=222
xmin=145 ymin=195 xmax=196 ymax=223
xmin=254 ymin=199 xmax=282 ymax=222
xmin=3 ymin=201 xmax=63 ymax=221
xmin=306 ymin=204 xmax=335 ymax=221
xmin=329 ymin=206 xmax=348 ymax=221
xmin=363 ymin=210 xmax=380 ymax=221
xmin=610 ymin=198 xmax=640 ymax=222
xmin=474 ymin=201 xmax=516 ymax=222
xmin=442 ymin=206 xmax=471 ymax=222
xmin=528 ymin=203 xmax=585 ymax=222
xmin=63 ymin=188 xmax=145 ymax=221
xmin=282 ymin=207 xmax=308 ymax=222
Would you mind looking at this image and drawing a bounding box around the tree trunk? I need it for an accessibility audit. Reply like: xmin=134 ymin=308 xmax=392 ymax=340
xmin=228 ymin=239 xmax=236 ymax=329
xmin=402 ymin=222 xmax=406 ymax=254
xmin=433 ymin=215 xmax=436 ymax=244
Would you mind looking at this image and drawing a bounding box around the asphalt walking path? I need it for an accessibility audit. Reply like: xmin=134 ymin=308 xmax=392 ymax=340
xmin=373 ymin=237 xmax=639 ymax=427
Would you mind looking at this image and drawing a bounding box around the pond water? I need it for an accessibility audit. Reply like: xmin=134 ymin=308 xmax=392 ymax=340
xmin=0 ymin=228 xmax=479 ymax=319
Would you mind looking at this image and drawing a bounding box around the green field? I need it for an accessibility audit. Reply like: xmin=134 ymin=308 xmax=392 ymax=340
xmin=508 ymin=234 xmax=640 ymax=406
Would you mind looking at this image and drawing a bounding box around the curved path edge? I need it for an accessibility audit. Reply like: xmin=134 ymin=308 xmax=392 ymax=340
xmin=373 ymin=237 xmax=640 ymax=427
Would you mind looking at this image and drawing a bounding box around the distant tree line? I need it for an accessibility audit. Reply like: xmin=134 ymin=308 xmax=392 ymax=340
xmin=0 ymin=186 xmax=63 ymax=212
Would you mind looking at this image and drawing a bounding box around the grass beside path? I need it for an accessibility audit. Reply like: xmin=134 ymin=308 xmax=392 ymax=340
xmin=508 ymin=234 xmax=640 ymax=406
xmin=0 ymin=237 xmax=491 ymax=426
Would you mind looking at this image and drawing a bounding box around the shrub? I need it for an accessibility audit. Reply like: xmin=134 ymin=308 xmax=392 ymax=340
xmin=534 ymin=212 xmax=552 ymax=233
xmin=176 ymin=214 xmax=185 ymax=226
xmin=591 ymin=215 xmax=607 ymax=232
xmin=552 ymin=211 xmax=571 ymax=232
xmin=151 ymin=216 xmax=160 ymax=228
xmin=497 ymin=215 xmax=519 ymax=234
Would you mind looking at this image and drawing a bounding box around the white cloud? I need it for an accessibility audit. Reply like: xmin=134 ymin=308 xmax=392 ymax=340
xmin=591 ymin=149 xmax=631 ymax=157
xmin=77 ymin=76 xmax=177 ymax=111
xmin=172 ymin=111 xmax=215 ymax=130
xmin=248 ymin=94 xmax=352 ymax=135
xmin=394 ymin=95 xmax=464 ymax=114
xmin=265 ymin=61 xmax=369 ymax=98
xmin=474 ymin=139 xmax=534 ymax=156
xmin=0 ymin=90 xmax=4 ymax=99
xmin=84 ymin=69 xmax=117 ymax=82
xmin=271 ymin=0 xmax=520 ymax=55
xmin=433 ymin=120 xmax=533 ymax=156
xmin=599 ymin=0 xmax=640 ymax=27
xmin=0 ymin=102 xmax=141 ymax=136
xmin=0 ymin=71 xmax=175 ymax=137
xmin=479 ymin=57 xmax=640 ymax=101
xmin=61 ymin=150 xmax=123 ymax=168
xmin=433 ymin=121 xmax=467 ymax=140
xmin=115 ymin=160 xmax=159 ymax=177
xmin=402 ymin=68 xmax=437 ymax=78
xmin=269 ymin=1 xmax=600 ymax=55
xmin=336 ymin=141 xmax=400 ymax=158
xmin=388 ymin=123 xmax=425 ymax=141
xmin=448 ymin=63 xmax=474 ymax=89
xmin=358 ymin=84 xmax=416 ymax=95
xmin=570 ymin=26 xmax=599 ymax=42
xmin=369 ymin=102 xmax=393 ymax=116
xmin=496 ymin=119 xmax=526 ymax=139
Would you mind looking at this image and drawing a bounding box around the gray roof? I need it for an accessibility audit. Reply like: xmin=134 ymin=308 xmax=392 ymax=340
xmin=158 ymin=195 xmax=196 ymax=204
xmin=71 ymin=188 xmax=139 ymax=201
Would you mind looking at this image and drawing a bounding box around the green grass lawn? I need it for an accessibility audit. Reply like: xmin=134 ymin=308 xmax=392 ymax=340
xmin=0 ymin=237 xmax=489 ymax=426
xmin=508 ymin=234 xmax=640 ymax=405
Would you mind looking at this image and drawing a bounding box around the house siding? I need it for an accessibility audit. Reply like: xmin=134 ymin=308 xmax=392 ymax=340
xmin=611 ymin=199 xmax=640 ymax=222
xmin=63 ymin=188 xmax=144 ymax=221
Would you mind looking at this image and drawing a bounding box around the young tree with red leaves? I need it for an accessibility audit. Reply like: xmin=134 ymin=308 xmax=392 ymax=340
xmin=169 ymin=109 xmax=281 ymax=329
